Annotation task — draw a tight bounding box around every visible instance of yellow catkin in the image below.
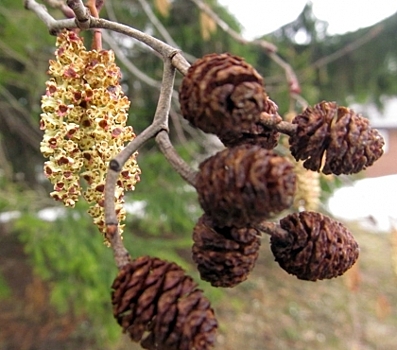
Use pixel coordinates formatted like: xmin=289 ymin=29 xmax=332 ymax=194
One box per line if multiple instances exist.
xmin=283 ymin=112 xmax=321 ymax=212
xmin=292 ymin=160 xmax=321 ymax=211
xmin=154 ymin=0 xmax=171 ymax=17
xmin=200 ymin=11 xmax=217 ymax=41
xmin=40 ymin=30 xmax=140 ymax=241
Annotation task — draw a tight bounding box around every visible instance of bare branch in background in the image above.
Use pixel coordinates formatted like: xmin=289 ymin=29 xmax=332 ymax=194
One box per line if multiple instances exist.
xmin=0 ymin=92 xmax=42 ymax=150
xmin=136 ymin=0 xmax=197 ymax=62
xmin=189 ymin=0 xmax=277 ymax=52
xmin=25 ymin=0 xmax=190 ymax=74
xmin=43 ymin=0 xmax=75 ymax=17
xmin=311 ymin=25 xmax=384 ymax=70
xmin=0 ymin=37 xmax=35 ymax=69
xmin=101 ymin=30 xmax=162 ymax=89
xmin=156 ymin=130 xmax=198 ymax=186
xmin=189 ymin=0 xmax=301 ymax=97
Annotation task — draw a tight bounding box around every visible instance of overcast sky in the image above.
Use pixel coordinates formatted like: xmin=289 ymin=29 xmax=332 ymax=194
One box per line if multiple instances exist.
xmin=219 ymin=0 xmax=397 ymax=39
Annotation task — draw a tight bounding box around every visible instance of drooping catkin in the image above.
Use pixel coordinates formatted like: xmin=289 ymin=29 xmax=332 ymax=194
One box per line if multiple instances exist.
xmin=284 ymin=112 xmax=321 ymax=212
xmin=40 ymin=30 xmax=140 ymax=241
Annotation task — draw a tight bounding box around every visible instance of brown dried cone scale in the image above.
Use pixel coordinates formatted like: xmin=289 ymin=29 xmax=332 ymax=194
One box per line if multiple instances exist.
xmin=196 ymin=144 xmax=296 ymax=228
xmin=270 ymin=211 xmax=359 ymax=281
xmin=192 ymin=214 xmax=261 ymax=288
xmin=289 ymin=101 xmax=384 ymax=175
xmin=179 ymin=53 xmax=279 ymax=149
xmin=111 ymin=256 xmax=217 ymax=350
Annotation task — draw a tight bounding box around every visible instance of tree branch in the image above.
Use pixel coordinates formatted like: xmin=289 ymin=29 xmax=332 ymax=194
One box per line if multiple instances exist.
xmin=311 ymin=25 xmax=384 ymax=70
xmin=189 ymin=0 xmax=301 ymax=95
xmin=136 ymin=0 xmax=196 ymax=62
xmin=189 ymin=0 xmax=277 ymax=52
xmin=254 ymin=220 xmax=288 ymax=239
xmin=156 ymin=130 xmax=197 ymax=187
xmin=66 ymin=0 xmax=90 ymax=29
xmin=25 ymin=0 xmax=300 ymax=269
xmin=25 ymin=0 xmax=191 ymax=74
xmin=104 ymin=59 xmax=177 ymax=262
xmin=101 ymin=31 xmax=162 ymax=89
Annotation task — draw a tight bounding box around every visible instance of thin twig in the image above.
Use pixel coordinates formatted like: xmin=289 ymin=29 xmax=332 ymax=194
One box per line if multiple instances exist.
xmin=136 ymin=0 xmax=196 ymax=62
xmin=169 ymin=108 xmax=188 ymax=144
xmin=101 ymin=31 xmax=162 ymax=89
xmin=106 ymin=224 xmax=131 ymax=269
xmin=189 ymin=0 xmax=301 ymax=95
xmin=273 ymin=120 xmax=298 ymax=136
xmin=257 ymin=112 xmax=297 ymax=136
xmin=189 ymin=0 xmax=276 ymax=52
xmin=66 ymin=0 xmax=90 ymax=29
xmin=104 ymin=60 xmax=176 ymax=248
xmin=311 ymin=25 xmax=384 ymax=70
xmin=254 ymin=220 xmax=288 ymax=238
xmin=156 ymin=130 xmax=198 ymax=186
xmin=86 ymin=0 xmax=102 ymax=50
xmin=25 ymin=0 xmax=191 ymax=74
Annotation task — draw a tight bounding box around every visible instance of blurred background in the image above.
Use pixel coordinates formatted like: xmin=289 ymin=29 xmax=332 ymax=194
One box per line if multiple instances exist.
xmin=0 ymin=0 xmax=396 ymax=349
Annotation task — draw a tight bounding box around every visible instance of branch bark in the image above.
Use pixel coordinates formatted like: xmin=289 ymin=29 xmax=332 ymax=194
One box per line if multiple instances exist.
xmin=189 ymin=0 xmax=301 ymax=95
xmin=25 ymin=0 xmax=300 ymax=267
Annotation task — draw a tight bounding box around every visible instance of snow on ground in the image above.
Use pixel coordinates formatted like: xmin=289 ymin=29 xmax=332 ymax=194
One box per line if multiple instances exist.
xmin=327 ymin=174 xmax=397 ymax=231
xmin=1 ymin=177 xmax=395 ymax=233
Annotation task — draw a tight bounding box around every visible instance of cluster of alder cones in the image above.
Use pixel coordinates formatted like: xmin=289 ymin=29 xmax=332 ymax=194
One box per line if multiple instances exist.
xmin=111 ymin=53 xmax=384 ymax=349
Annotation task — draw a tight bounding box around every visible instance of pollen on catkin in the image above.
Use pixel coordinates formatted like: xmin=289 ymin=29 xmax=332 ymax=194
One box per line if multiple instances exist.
xmin=40 ymin=30 xmax=140 ymax=240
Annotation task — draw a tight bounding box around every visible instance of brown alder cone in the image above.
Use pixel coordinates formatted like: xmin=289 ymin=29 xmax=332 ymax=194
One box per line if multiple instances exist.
xmin=195 ymin=144 xmax=296 ymax=228
xmin=111 ymin=256 xmax=217 ymax=350
xmin=270 ymin=211 xmax=359 ymax=281
xmin=192 ymin=214 xmax=261 ymax=288
xmin=179 ymin=53 xmax=279 ymax=149
xmin=289 ymin=101 xmax=385 ymax=175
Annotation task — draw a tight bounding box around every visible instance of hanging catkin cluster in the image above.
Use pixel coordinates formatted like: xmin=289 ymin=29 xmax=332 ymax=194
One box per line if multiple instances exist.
xmin=283 ymin=112 xmax=321 ymax=212
xmin=178 ymin=53 xmax=384 ymax=288
xmin=40 ymin=30 xmax=140 ymax=239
